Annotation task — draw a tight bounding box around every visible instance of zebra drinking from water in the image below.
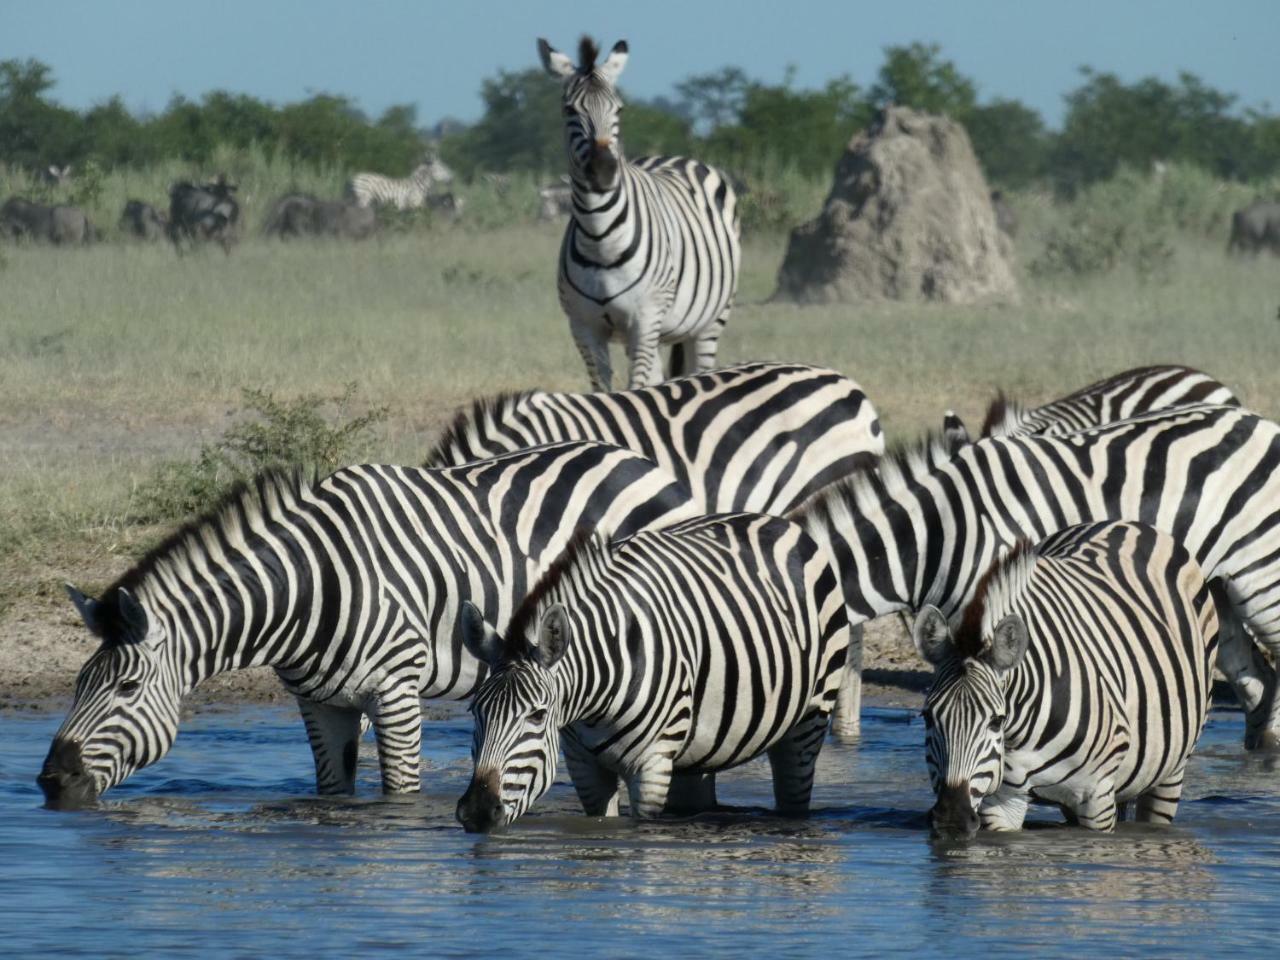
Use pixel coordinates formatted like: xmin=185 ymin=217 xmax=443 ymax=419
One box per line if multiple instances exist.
xmin=344 ymin=152 xmax=454 ymax=210
xmin=455 ymin=513 xmax=849 ymax=831
xmin=942 ymin=364 xmax=1239 ymax=449
xmin=794 ymin=404 xmax=1280 ymax=748
xmin=915 ymin=521 xmax=1219 ymax=838
xmin=37 ymin=443 xmax=698 ymax=808
xmin=539 ymin=36 xmax=741 ymax=390
xmin=428 ymin=362 xmax=884 ymax=514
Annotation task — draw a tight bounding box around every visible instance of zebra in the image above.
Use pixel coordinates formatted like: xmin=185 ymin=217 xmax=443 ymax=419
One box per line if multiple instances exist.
xmin=942 ymin=364 xmax=1239 ymax=449
xmin=793 ymin=404 xmax=1280 ymax=749
xmin=36 ymin=442 xmax=699 ymax=809
xmin=915 ymin=521 xmax=1219 ymax=839
xmin=454 ymin=513 xmax=850 ymax=832
xmin=344 ymin=152 xmax=454 ymax=210
xmin=427 ymin=361 xmax=884 ymax=514
xmin=539 ymin=36 xmax=741 ymax=390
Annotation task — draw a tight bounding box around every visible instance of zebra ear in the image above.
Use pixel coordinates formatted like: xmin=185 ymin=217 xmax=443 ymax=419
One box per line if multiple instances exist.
xmin=597 ymin=40 xmax=629 ymax=85
xmin=116 ymin=587 xmax=149 ymax=637
xmin=987 ymin=614 xmax=1030 ymax=672
xmin=460 ymin=601 xmax=506 ymax=668
xmin=912 ymin=605 xmax=953 ymax=666
xmin=66 ymin=584 xmax=105 ymax=637
xmin=532 ymin=603 xmax=570 ymax=668
xmin=537 ymin=38 xmax=575 ymax=79
xmin=942 ymin=410 xmax=970 ymax=453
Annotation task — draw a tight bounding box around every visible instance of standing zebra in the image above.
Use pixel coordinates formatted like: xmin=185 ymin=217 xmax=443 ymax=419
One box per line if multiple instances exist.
xmin=793 ymin=404 xmax=1280 ymax=749
xmin=942 ymin=364 xmax=1239 ymax=448
xmin=428 ymin=362 xmax=884 ymax=514
xmin=37 ymin=442 xmax=698 ymax=808
xmin=539 ymin=36 xmax=741 ymax=390
xmin=916 ymin=522 xmax=1219 ymax=838
xmin=344 ymin=152 xmax=454 ymax=210
xmin=455 ymin=514 xmax=849 ymax=831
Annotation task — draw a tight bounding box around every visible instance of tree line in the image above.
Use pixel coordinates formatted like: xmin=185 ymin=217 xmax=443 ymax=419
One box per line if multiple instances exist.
xmin=3 ymin=43 xmax=1278 ymax=193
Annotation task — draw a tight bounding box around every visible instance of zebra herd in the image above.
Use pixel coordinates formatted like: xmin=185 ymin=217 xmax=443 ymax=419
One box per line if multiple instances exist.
xmin=30 ymin=36 xmax=1280 ymax=844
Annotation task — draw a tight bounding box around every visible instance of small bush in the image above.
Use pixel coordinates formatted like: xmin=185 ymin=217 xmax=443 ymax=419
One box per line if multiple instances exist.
xmin=131 ymin=383 xmax=388 ymax=523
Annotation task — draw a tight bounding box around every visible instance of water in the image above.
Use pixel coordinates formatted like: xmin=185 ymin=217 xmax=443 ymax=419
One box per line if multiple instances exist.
xmin=2 ymin=704 xmax=1277 ymax=958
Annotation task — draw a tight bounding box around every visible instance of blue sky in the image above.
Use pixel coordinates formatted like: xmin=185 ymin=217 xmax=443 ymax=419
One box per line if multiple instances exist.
xmin=3 ymin=0 xmax=1276 ymax=128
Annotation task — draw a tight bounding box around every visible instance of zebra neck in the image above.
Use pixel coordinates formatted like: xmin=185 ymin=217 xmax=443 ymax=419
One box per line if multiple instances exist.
xmin=567 ymin=167 xmax=638 ymax=264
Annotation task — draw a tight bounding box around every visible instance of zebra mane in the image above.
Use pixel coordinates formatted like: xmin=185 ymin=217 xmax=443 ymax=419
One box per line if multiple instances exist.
xmin=798 ymin=429 xmax=953 ymax=520
xmin=502 ymin=527 xmax=604 ymax=660
xmin=578 ymin=36 xmax=599 ymax=72
xmin=954 ymin=541 xmax=1038 ymax=659
xmin=424 ymin=390 xmax=538 ymax=466
xmin=96 ymin=468 xmax=311 ymax=643
xmin=978 ymin=391 xmax=1028 ymax=438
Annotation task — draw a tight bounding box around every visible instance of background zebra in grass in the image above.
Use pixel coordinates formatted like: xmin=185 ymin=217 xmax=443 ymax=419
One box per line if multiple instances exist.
xmin=428 ymin=361 xmax=884 ymax=514
xmin=455 ymin=513 xmax=849 ymax=832
xmin=794 ymin=404 xmax=1280 ymax=748
xmin=344 ymin=152 xmax=454 ymax=210
xmin=37 ymin=442 xmax=698 ymax=809
xmin=539 ymin=36 xmax=741 ymax=390
xmin=915 ymin=521 xmax=1219 ymax=838
xmin=942 ymin=364 xmax=1239 ymax=448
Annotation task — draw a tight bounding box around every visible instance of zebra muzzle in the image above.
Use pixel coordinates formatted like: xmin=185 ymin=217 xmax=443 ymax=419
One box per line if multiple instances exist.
xmin=930 ymin=782 xmax=980 ymax=840
xmin=37 ymin=737 xmax=99 ymax=810
xmin=456 ymin=774 xmax=506 ymax=833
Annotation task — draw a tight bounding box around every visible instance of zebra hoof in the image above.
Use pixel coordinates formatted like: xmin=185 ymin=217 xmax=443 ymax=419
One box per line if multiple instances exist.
xmin=829 ymin=721 xmax=861 ymax=743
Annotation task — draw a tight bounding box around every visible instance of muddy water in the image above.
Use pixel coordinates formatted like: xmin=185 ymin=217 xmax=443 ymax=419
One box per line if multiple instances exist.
xmin=1 ymin=705 xmax=1276 ymax=957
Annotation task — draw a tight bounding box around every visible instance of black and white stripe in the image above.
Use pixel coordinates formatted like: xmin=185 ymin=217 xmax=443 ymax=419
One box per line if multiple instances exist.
xmin=914 ymin=522 xmax=1218 ymax=838
xmin=539 ymin=37 xmax=740 ymax=390
xmin=455 ymin=513 xmax=849 ymax=831
xmin=344 ymin=153 xmax=453 ymax=210
xmin=796 ymin=404 xmax=1280 ymax=748
xmin=428 ymin=362 xmax=883 ymax=514
xmin=38 ymin=442 xmax=698 ymax=807
xmin=943 ymin=365 xmax=1239 ymax=448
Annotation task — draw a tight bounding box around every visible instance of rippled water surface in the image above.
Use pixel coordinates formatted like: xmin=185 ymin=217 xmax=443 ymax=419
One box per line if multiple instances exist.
xmin=2 ymin=704 xmax=1277 ymax=957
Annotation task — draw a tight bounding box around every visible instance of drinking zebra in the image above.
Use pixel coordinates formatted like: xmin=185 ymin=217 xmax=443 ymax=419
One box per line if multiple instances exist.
xmin=942 ymin=364 xmax=1239 ymax=448
xmin=427 ymin=361 xmax=884 ymax=514
xmin=344 ymin=152 xmax=454 ymax=210
xmin=539 ymin=36 xmax=741 ymax=390
xmin=794 ymin=404 xmax=1280 ymax=748
xmin=37 ymin=443 xmax=699 ymax=808
xmin=915 ymin=521 xmax=1219 ymax=838
xmin=455 ymin=513 xmax=849 ymax=831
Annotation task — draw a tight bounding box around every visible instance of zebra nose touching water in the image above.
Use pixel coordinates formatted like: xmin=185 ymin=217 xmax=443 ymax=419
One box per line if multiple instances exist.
xmin=914 ymin=522 xmax=1220 ymax=839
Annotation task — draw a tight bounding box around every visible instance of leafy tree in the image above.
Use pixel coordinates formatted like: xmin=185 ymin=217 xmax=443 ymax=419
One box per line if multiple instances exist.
xmin=870 ymin=42 xmax=976 ymax=118
xmin=674 ymin=67 xmax=749 ymax=134
xmin=0 ymin=58 xmax=82 ymax=168
xmin=965 ymin=98 xmax=1049 ymax=188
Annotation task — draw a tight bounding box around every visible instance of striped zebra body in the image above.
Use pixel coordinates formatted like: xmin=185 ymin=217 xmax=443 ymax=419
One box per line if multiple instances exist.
xmin=455 ymin=513 xmax=849 ymax=831
xmin=796 ymin=404 xmax=1280 ymax=748
xmin=38 ymin=442 xmax=698 ymax=808
xmin=428 ymin=362 xmax=884 ymax=513
xmin=344 ymin=154 xmax=452 ymax=210
xmin=944 ymin=365 xmax=1239 ymax=447
xmin=915 ymin=521 xmax=1218 ymax=838
xmin=540 ymin=37 xmax=741 ymax=390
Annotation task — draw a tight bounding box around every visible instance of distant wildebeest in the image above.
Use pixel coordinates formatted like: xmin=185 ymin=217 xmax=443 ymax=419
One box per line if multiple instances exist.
xmin=536 ymin=177 xmax=572 ymax=221
xmin=345 ymin=152 xmax=454 ymax=210
xmin=1228 ymin=200 xmax=1280 ymax=256
xmin=39 ymin=164 xmax=73 ymax=188
xmin=262 ymin=193 xmax=377 ymax=240
xmin=168 ymin=175 xmax=240 ymax=254
xmin=991 ymin=190 xmax=1017 ymax=238
xmin=0 ymin=197 xmax=93 ymax=244
xmin=119 ymin=199 xmax=167 ymax=241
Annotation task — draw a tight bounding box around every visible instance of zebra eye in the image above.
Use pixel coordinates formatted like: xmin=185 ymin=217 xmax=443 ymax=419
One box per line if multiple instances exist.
xmin=118 ymin=679 xmax=141 ymax=696
xmin=527 ymin=708 xmax=548 ymax=726
xmin=989 ymin=715 xmax=1005 ymax=734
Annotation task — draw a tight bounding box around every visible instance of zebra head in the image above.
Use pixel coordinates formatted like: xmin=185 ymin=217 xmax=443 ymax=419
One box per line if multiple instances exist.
xmin=538 ymin=36 xmax=629 ymax=192
xmin=38 ymin=585 xmax=182 ymax=809
xmin=456 ymin=600 xmax=568 ymax=832
xmin=413 ymin=151 xmax=454 ymax=187
xmin=912 ymin=604 xmax=1030 ymax=840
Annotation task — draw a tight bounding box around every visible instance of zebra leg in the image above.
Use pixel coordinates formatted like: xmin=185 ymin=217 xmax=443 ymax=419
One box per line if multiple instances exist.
xmin=689 ymin=311 xmax=729 ymax=374
xmin=366 ymin=686 xmax=423 ymax=795
xmin=1069 ymin=781 xmax=1119 ymax=832
xmin=767 ymin=710 xmax=830 ymax=816
xmin=625 ymin=322 xmax=665 ymax=388
xmin=624 ymin=753 xmax=674 ymax=819
xmin=1216 ymin=606 xmax=1277 ymax=749
xmin=665 ymin=772 xmax=718 ymax=814
xmin=1134 ymin=765 xmax=1186 ymax=825
xmin=562 ymin=732 xmax=620 ymax=816
xmin=831 ymin=623 xmax=864 ymax=740
xmin=296 ymin=697 xmax=364 ymax=795
xmin=980 ymin=787 xmax=1029 ymax=831
xmin=570 ymin=317 xmax=612 ymax=391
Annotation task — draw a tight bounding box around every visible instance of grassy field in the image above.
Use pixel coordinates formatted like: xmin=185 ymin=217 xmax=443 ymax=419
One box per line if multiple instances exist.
xmin=1 ymin=186 xmax=1278 ymax=628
